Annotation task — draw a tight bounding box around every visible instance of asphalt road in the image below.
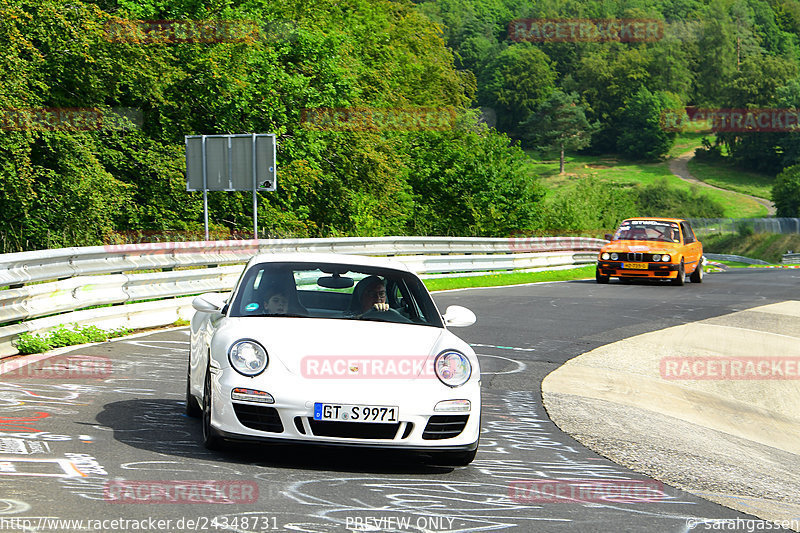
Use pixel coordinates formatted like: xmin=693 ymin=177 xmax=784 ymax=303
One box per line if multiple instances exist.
xmin=0 ymin=267 xmax=797 ymax=533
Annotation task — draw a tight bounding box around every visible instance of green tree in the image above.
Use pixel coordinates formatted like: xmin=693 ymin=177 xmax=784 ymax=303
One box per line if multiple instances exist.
xmin=522 ymin=90 xmax=597 ymax=174
xmin=407 ymin=119 xmax=545 ymax=236
xmin=477 ymin=43 xmax=556 ymax=138
xmin=773 ymin=165 xmax=800 ymax=216
xmin=617 ymin=87 xmax=681 ymax=160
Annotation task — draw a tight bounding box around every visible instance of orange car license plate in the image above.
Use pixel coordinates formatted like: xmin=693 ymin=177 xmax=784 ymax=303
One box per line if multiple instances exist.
xmin=622 ymin=262 xmax=648 ymax=270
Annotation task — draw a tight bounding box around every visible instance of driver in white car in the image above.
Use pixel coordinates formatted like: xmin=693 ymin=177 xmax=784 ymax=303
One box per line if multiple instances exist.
xmin=353 ymin=276 xmax=412 ymax=323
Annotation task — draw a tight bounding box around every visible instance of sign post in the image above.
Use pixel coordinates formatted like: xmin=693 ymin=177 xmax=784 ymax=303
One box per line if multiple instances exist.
xmin=185 ymin=133 xmax=276 ymax=240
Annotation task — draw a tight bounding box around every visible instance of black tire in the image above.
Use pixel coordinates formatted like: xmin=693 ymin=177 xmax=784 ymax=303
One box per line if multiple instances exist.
xmin=595 ymin=268 xmax=610 ymax=284
xmin=671 ymin=261 xmax=685 ymax=286
xmin=431 ymin=448 xmax=477 ymax=466
xmin=690 ymin=263 xmax=703 ymax=283
xmin=185 ymin=363 xmax=202 ymax=418
xmin=202 ymin=369 xmax=223 ymax=450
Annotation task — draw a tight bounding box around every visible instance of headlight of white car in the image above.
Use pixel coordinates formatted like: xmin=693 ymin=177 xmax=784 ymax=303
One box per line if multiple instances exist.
xmin=434 ymin=350 xmax=471 ymax=387
xmin=228 ymin=340 xmax=268 ymax=377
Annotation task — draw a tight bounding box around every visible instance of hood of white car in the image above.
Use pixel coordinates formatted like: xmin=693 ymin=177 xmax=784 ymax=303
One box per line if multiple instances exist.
xmin=217 ymin=317 xmax=454 ymax=377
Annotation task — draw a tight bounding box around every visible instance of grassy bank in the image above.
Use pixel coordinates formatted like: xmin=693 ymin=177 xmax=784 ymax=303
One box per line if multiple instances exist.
xmin=526 ymin=134 xmax=768 ymax=218
xmin=424 ymin=265 xmax=595 ymax=291
xmin=687 ymin=158 xmax=775 ymax=200
xmin=703 ymin=233 xmax=800 ymax=263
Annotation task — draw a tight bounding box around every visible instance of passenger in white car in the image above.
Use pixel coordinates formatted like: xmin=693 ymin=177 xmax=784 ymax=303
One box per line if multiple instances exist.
xmin=264 ymin=288 xmax=289 ymax=315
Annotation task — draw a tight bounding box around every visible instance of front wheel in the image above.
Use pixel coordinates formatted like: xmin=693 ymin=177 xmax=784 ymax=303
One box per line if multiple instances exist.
xmin=202 ymin=369 xmax=223 ymax=450
xmin=671 ymin=261 xmax=685 ymax=286
xmin=690 ymin=263 xmax=703 ymax=283
xmin=595 ymin=268 xmax=609 ymax=284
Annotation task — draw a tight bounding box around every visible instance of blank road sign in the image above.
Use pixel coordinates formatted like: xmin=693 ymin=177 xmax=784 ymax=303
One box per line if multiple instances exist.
xmin=186 ymin=134 xmax=276 ymax=192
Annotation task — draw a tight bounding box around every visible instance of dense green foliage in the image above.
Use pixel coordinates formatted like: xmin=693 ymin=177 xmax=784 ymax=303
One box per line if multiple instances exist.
xmin=537 ymin=177 xmax=724 ymax=232
xmin=2 ymin=0 xmax=796 ymax=252
xmin=773 ymin=164 xmax=800 ymax=216
xmin=0 ymin=0 xmax=542 ymax=250
xmin=422 ymin=0 xmax=800 ymax=169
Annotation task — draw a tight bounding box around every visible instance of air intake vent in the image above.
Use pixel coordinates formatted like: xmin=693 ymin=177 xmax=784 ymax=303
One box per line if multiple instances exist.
xmin=232 ymin=403 xmax=284 ymax=433
xmin=422 ymin=415 xmax=469 ymax=440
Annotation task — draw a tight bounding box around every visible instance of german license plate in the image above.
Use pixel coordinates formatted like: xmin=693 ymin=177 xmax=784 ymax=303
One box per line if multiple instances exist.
xmin=622 ymin=262 xmax=648 ymax=269
xmin=313 ymin=403 xmax=399 ymax=423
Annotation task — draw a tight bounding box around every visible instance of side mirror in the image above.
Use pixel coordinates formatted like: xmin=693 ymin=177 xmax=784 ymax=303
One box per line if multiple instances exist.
xmin=604 ymin=233 xmax=613 ymax=241
xmin=192 ymin=293 xmax=227 ymax=314
xmin=442 ymin=305 xmax=476 ymax=327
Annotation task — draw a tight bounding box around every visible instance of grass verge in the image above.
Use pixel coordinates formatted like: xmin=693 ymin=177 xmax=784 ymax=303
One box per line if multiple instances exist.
xmin=703 ymin=233 xmax=800 ymax=263
xmin=424 ymin=265 xmax=595 ymax=291
xmin=526 ymin=152 xmax=767 ymax=218
xmin=687 ymin=158 xmax=774 ymax=200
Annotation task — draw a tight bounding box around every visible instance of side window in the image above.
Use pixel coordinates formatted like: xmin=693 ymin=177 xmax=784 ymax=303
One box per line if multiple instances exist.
xmin=681 ymin=222 xmax=695 ymax=243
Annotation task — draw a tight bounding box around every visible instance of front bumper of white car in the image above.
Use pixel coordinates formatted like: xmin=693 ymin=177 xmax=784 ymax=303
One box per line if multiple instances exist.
xmin=208 ymin=368 xmax=481 ymax=451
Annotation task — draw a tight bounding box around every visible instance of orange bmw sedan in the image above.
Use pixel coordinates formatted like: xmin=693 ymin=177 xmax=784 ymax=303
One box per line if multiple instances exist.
xmin=596 ymin=218 xmax=704 ymax=285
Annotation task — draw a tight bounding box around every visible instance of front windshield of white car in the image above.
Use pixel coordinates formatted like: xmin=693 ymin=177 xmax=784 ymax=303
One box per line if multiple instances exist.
xmin=228 ymin=262 xmax=443 ymax=327
xmin=613 ymin=220 xmax=681 ymax=243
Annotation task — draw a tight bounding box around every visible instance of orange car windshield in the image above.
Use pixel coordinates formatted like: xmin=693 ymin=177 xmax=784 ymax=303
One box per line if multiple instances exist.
xmin=613 ymin=221 xmax=680 ymax=243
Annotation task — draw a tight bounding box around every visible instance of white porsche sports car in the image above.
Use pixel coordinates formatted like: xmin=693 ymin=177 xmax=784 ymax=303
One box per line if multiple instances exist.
xmin=187 ymin=253 xmax=481 ymax=465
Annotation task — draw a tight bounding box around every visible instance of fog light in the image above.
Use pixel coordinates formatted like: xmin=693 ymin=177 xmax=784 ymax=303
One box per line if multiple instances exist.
xmin=434 ymin=399 xmax=471 ymax=412
xmin=231 ymin=388 xmax=274 ymax=404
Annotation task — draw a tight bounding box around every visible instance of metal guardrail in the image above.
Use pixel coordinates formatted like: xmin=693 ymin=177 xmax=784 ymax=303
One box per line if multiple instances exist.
xmin=689 ymin=217 xmax=800 ymax=235
xmin=703 ymin=253 xmax=771 ymax=265
xmin=782 ymin=253 xmax=800 ymax=264
xmin=0 ymin=237 xmax=605 ymax=355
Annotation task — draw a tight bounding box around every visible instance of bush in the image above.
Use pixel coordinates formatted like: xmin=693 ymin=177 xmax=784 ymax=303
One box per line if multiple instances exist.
xmin=48 ymin=325 xmax=88 ymax=348
xmin=636 ymin=179 xmax=725 ymax=218
xmin=79 ymin=325 xmax=109 ymax=343
xmin=773 ymin=165 xmax=800 ymax=217
xmin=12 ymin=323 xmax=129 ymax=355
xmin=737 ymin=221 xmax=755 ymax=237
xmin=14 ymin=332 xmax=52 ymax=355
xmin=694 ymin=137 xmax=724 ymax=161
